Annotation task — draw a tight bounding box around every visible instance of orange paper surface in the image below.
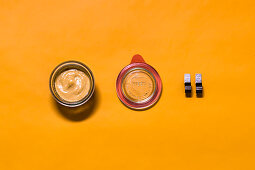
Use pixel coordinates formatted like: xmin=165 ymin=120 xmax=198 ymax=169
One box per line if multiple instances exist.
xmin=0 ymin=0 xmax=255 ymax=169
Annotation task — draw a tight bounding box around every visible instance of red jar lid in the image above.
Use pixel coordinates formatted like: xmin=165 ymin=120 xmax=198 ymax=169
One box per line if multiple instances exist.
xmin=116 ymin=54 xmax=162 ymax=110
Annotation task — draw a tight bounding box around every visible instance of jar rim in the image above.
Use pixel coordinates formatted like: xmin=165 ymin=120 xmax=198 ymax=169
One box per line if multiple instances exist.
xmin=116 ymin=62 xmax=162 ymax=110
xmin=49 ymin=61 xmax=95 ymax=107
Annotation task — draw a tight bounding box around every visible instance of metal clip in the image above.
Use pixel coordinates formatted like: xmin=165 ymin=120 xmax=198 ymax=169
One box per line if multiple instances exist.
xmin=195 ymin=74 xmax=203 ymax=97
xmin=184 ymin=74 xmax=191 ymax=97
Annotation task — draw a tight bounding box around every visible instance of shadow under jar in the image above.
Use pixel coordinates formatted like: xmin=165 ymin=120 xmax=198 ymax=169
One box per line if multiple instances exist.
xmin=50 ymin=61 xmax=95 ymax=107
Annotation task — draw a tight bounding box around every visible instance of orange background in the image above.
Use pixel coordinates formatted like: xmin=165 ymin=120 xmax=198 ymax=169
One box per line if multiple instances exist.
xmin=1 ymin=0 xmax=255 ymax=169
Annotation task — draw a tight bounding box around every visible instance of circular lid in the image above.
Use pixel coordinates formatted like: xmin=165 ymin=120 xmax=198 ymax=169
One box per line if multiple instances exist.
xmin=116 ymin=54 xmax=162 ymax=110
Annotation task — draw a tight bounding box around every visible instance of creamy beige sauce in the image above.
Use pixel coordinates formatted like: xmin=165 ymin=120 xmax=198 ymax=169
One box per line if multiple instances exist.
xmin=55 ymin=69 xmax=91 ymax=102
xmin=122 ymin=69 xmax=155 ymax=103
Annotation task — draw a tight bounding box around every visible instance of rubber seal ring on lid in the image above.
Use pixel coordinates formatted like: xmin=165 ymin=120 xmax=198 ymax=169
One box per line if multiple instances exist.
xmin=116 ymin=54 xmax=162 ymax=110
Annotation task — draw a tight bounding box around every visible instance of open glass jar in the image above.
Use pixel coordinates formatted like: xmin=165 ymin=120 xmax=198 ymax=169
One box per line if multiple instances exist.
xmin=116 ymin=55 xmax=162 ymax=110
xmin=49 ymin=61 xmax=95 ymax=107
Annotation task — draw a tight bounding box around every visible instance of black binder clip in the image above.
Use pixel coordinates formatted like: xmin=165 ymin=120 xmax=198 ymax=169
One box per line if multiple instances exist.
xmin=184 ymin=74 xmax=192 ymax=97
xmin=195 ymin=74 xmax=203 ymax=97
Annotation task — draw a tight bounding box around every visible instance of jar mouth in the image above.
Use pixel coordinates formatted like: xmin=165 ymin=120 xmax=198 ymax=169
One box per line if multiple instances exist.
xmin=49 ymin=61 xmax=95 ymax=107
xmin=121 ymin=67 xmax=157 ymax=104
xmin=116 ymin=63 xmax=162 ymax=110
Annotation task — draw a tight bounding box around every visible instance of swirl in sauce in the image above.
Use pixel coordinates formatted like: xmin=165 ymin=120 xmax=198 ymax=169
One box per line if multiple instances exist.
xmin=55 ymin=69 xmax=91 ymax=102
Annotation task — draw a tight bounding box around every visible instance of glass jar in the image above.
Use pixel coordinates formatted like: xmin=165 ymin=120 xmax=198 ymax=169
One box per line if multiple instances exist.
xmin=49 ymin=61 xmax=95 ymax=107
xmin=116 ymin=55 xmax=162 ymax=110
